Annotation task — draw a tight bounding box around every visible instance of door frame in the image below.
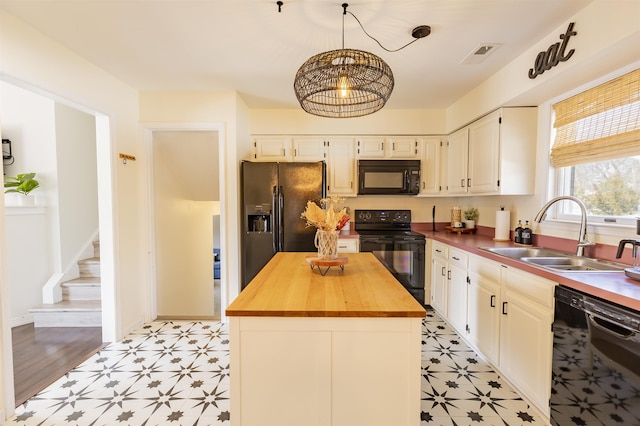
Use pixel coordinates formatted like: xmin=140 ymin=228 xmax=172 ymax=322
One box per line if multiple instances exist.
xmin=141 ymin=123 xmax=227 ymax=321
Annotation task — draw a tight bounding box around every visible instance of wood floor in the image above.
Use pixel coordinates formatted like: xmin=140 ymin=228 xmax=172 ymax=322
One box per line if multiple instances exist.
xmin=12 ymin=323 xmax=105 ymax=407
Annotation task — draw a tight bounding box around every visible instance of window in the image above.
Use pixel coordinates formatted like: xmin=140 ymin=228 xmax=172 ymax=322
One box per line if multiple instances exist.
xmin=552 ymin=68 xmax=640 ymax=225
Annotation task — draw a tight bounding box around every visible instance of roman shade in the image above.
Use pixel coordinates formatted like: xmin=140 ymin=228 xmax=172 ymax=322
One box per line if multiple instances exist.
xmin=550 ymin=68 xmax=640 ymax=168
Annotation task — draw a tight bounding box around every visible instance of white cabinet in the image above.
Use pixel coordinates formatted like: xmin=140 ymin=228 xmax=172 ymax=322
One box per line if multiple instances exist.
xmin=419 ymin=137 xmax=443 ymax=195
xmin=356 ymin=136 xmax=386 ymax=158
xmin=326 ymin=137 xmax=357 ymax=196
xmin=337 ymin=237 xmax=358 ymax=253
xmin=445 ymin=128 xmax=469 ymax=194
xmin=430 ymin=241 xmax=449 ymax=315
xmin=252 ymin=136 xmax=292 ymax=161
xmin=356 ymin=136 xmax=421 ymax=159
xmin=428 ymin=241 xmax=554 ymax=417
xmin=252 ymin=136 xmax=325 ymax=162
xmin=499 ymin=266 xmax=554 ymax=416
xmin=445 ymin=107 xmax=537 ymax=196
xmin=467 ymin=255 xmax=502 ymax=365
xmin=388 ymin=137 xmax=421 ymax=158
xmin=446 ymin=248 xmax=468 ymax=335
xmin=292 ymin=136 xmax=326 ymax=161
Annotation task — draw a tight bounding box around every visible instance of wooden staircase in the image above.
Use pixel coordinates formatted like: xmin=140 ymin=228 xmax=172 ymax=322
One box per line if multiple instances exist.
xmin=30 ymin=241 xmax=102 ymax=327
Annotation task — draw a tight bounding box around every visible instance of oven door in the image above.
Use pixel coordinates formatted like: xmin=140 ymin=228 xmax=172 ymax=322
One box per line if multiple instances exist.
xmin=359 ymin=236 xmax=425 ymax=305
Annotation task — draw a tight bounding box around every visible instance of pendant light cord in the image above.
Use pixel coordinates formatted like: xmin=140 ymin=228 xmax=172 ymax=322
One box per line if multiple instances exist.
xmin=345 ymin=10 xmax=419 ymax=52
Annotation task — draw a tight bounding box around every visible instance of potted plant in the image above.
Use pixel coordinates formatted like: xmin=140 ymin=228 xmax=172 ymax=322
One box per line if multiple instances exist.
xmin=4 ymin=172 xmax=40 ymax=206
xmin=463 ymin=207 xmax=479 ymax=229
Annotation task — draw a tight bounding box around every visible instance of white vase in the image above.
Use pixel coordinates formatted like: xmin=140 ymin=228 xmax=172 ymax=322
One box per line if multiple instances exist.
xmin=314 ymin=229 xmax=339 ymax=259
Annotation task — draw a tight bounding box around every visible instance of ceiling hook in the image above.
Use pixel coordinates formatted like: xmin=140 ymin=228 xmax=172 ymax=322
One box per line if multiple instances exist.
xmin=342 ymin=3 xmax=348 ymax=15
xmin=277 ymin=1 xmax=283 ymax=13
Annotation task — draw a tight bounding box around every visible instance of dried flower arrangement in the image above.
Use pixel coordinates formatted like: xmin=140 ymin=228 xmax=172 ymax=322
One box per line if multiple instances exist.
xmin=301 ymin=196 xmax=350 ymax=231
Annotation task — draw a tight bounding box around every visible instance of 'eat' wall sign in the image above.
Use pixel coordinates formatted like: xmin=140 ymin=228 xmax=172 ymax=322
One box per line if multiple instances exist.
xmin=528 ymin=22 xmax=577 ymax=79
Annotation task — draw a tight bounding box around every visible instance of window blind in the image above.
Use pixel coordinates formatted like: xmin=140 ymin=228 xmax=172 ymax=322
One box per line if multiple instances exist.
xmin=550 ymin=68 xmax=640 ymax=168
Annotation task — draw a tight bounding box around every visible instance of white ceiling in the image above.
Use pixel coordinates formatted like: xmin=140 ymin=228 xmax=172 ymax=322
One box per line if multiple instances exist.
xmin=0 ymin=0 xmax=593 ymax=110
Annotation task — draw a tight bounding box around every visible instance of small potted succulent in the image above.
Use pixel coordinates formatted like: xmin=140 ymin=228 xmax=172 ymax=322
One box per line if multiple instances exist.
xmin=4 ymin=172 xmax=40 ymax=206
xmin=463 ymin=207 xmax=479 ymax=229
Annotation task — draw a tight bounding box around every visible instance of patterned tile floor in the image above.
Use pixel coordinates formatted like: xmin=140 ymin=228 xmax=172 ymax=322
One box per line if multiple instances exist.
xmin=6 ymin=309 xmax=544 ymax=425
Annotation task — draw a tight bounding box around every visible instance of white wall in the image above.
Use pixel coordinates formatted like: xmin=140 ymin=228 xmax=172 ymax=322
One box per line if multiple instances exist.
xmin=1 ymin=82 xmax=57 ymax=325
xmin=139 ymin=91 xmax=253 ymax=320
xmin=1 ymin=8 xmax=144 ymax=419
xmin=54 ymin=103 xmax=99 ymax=270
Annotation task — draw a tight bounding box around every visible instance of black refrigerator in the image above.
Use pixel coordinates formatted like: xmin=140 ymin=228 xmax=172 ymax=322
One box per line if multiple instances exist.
xmin=241 ymin=161 xmax=326 ymax=288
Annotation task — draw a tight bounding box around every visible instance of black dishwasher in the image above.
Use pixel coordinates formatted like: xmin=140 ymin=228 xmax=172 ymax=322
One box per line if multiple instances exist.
xmin=551 ymin=285 xmax=640 ymax=425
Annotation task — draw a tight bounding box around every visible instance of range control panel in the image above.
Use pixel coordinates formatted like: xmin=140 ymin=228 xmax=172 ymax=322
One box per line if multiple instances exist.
xmin=355 ymin=209 xmax=411 ymax=225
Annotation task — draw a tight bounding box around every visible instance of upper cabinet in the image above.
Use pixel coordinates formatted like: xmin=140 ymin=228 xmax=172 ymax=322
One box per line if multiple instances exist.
xmin=445 ymin=107 xmax=537 ymax=196
xmin=252 ymin=136 xmax=325 ymax=162
xmin=357 ymin=136 xmax=421 ymax=159
xmin=326 ymin=137 xmax=357 ymax=196
xmin=445 ymin=127 xmax=469 ymax=195
xmin=419 ymin=137 xmax=444 ymax=196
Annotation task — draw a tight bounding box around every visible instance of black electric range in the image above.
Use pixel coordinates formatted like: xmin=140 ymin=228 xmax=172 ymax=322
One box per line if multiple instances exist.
xmin=354 ymin=210 xmax=425 ymax=305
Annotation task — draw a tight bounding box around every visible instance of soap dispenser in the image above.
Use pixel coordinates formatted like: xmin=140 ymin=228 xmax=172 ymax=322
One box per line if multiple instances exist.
xmin=514 ymin=220 xmax=523 ymax=244
xmin=521 ymin=220 xmax=533 ymax=246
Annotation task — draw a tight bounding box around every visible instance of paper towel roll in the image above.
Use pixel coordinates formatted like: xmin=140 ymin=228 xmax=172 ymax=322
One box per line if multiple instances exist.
xmin=494 ymin=210 xmax=511 ymax=241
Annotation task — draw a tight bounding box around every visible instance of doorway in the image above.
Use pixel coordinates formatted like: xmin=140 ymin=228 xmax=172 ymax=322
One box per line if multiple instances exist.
xmin=1 ymin=80 xmax=114 ymax=409
xmin=147 ymin=128 xmax=223 ymax=320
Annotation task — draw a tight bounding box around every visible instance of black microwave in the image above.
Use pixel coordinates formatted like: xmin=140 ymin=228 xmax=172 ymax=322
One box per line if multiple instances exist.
xmin=358 ymin=160 xmax=421 ymax=195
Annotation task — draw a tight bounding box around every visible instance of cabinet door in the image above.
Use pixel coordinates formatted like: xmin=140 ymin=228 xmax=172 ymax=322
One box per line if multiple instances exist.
xmin=467 ymin=272 xmax=501 ymax=365
xmin=292 ymin=137 xmax=326 ymax=162
xmin=326 ymin=138 xmax=356 ymax=196
xmin=419 ymin=137 xmax=442 ymax=195
xmin=431 ymin=255 xmax=448 ymax=316
xmin=499 ymin=289 xmax=553 ymax=414
xmin=356 ymin=136 xmax=386 ymax=158
xmin=253 ymin=136 xmax=291 ymax=161
xmin=446 ymin=249 xmax=468 ymax=335
xmin=468 ymin=111 xmax=500 ymax=194
xmin=389 ymin=137 xmax=420 ymax=158
xmin=446 ymin=128 xmax=468 ymax=194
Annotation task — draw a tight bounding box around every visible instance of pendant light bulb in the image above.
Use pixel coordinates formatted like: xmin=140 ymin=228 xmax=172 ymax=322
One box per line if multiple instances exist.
xmin=338 ymin=75 xmax=350 ymax=98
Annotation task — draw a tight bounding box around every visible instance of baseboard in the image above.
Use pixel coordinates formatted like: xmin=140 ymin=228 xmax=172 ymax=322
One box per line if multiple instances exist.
xmin=11 ymin=314 xmax=33 ymax=328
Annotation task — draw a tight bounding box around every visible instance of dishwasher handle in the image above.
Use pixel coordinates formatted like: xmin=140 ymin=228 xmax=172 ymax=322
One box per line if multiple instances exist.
xmin=583 ymin=299 xmax=640 ymax=334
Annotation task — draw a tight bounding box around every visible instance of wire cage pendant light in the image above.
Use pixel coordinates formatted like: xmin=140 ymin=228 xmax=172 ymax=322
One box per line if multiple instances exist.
xmin=294 ymin=4 xmax=394 ymax=118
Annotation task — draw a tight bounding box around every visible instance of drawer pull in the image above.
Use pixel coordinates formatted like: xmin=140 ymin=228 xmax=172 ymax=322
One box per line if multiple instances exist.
xmin=452 ymin=256 xmax=460 ymax=261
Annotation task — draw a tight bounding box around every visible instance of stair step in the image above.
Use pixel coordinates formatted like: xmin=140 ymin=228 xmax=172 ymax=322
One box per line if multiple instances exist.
xmin=62 ymin=277 xmax=101 ymax=300
xmin=30 ymin=300 xmax=102 ymax=327
xmin=78 ymin=257 xmax=101 ymax=277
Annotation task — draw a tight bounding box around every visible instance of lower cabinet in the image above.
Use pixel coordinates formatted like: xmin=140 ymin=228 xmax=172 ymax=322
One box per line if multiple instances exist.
xmin=499 ymin=267 xmax=554 ymax=417
xmin=231 ymin=316 xmax=422 ymax=426
xmin=430 ymin=242 xmax=554 ymax=418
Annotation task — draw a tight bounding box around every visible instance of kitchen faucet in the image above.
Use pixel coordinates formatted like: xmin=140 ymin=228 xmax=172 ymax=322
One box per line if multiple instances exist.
xmin=533 ymin=196 xmax=594 ymax=256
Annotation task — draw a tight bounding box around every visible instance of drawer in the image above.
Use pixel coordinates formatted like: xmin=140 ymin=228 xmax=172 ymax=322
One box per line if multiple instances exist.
xmin=338 ymin=238 xmax=359 ymax=253
xmin=449 ymin=248 xmax=468 ymax=269
xmin=504 ymin=267 xmax=555 ymax=309
xmin=468 ymin=254 xmax=501 ymax=282
xmin=432 ymin=241 xmax=449 ymax=260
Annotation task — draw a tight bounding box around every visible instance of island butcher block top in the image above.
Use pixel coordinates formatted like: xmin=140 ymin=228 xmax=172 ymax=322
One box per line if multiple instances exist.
xmin=226 ymin=252 xmax=426 ymax=318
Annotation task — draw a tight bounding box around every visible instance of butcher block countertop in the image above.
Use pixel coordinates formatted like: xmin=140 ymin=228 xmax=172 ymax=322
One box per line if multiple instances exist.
xmin=226 ymin=252 xmax=426 ymax=318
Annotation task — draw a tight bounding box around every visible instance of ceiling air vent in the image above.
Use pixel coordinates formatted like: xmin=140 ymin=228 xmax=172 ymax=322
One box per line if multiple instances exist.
xmin=460 ymin=43 xmax=501 ymax=64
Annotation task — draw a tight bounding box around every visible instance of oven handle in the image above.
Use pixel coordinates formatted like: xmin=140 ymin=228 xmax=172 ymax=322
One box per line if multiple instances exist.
xmin=360 ymin=238 xmax=393 ymax=244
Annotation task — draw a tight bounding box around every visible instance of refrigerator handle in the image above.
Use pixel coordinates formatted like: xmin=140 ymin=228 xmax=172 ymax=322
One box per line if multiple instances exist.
xmin=278 ymin=185 xmax=284 ymax=251
xmin=272 ymin=185 xmax=277 ymax=253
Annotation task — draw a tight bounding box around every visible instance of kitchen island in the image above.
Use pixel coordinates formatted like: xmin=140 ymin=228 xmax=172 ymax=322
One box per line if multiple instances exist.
xmin=226 ymin=252 xmax=426 ymax=426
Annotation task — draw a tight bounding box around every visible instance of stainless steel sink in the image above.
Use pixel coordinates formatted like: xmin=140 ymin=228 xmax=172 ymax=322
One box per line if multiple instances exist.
xmin=480 ymin=246 xmax=570 ymax=259
xmin=479 ymin=246 xmax=626 ymax=272
xmin=520 ymin=256 xmax=626 ymax=272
